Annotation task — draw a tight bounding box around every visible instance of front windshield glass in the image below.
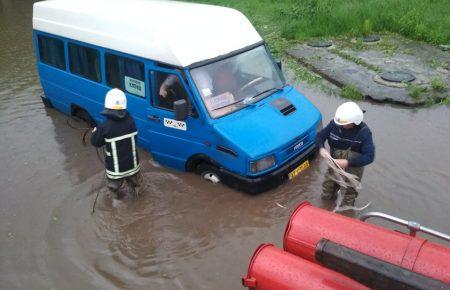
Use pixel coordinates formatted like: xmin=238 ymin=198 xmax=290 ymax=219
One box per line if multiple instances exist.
xmin=190 ymin=45 xmax=284 ymax=119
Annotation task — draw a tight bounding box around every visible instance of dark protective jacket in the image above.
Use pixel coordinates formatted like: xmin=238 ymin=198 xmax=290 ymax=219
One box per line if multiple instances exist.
xmin=316 ymin=121 xmax=375 ymax=167
xmin=91 ymin=110 xmax=140 ymax=179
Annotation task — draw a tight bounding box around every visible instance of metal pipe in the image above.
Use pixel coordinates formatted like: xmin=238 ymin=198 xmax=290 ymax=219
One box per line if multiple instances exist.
xmin=360 ymin=212 xmax=450 ymax=242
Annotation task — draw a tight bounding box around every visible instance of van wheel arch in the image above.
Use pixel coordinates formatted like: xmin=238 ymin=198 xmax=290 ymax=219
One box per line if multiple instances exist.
xmin=70 ymin=104 xmax=96 ymax=127
xmin=185 ymin=154 xmax=220 ymax=172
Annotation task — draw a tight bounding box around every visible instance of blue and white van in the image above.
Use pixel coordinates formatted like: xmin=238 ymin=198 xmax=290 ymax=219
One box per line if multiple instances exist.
xmin=33 ymin=0 xmax=322 ymax=193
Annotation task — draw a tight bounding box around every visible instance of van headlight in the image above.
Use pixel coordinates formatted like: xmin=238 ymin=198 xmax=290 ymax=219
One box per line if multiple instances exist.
xmin=250 ymin=155 xmax=276 ymax=173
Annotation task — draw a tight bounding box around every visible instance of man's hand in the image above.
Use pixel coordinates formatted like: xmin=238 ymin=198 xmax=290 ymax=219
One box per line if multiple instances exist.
xmin=319 ymin=148 xmax=330 ymax=158
xmin=92 ymin=127 xmax=97 ymax=133
xmin=334 ymin=159 xmax=349 ymax=169
xmin=159 ymin=85 xmax=168 ymax=98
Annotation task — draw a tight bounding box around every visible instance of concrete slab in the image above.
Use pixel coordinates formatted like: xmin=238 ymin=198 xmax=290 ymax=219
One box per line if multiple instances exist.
xmin=287 ymin=45 xmax=423 ymax=105
xmin=287 ymin=35 xmax=449 ymax=106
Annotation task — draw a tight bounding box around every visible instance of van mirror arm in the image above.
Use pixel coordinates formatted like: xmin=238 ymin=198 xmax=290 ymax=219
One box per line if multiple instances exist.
xmin=190 ymin=106 xmax=199 ymax=118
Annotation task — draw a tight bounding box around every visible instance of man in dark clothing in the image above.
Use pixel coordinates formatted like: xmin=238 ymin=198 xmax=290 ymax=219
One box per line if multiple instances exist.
xmin=91 ymin=88 xmax=141 ymax=199
xmin=316 ymin=102 xmax=375 ymax=206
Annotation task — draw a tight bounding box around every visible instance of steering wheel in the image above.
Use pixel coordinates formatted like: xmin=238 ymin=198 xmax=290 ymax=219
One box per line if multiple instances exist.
xmin=238 ymin=76 xmax=264 ymax=93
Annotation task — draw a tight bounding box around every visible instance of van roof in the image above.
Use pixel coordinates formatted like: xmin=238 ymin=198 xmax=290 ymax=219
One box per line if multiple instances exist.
xmin=33 ymin=0 xmax=263 ymax=68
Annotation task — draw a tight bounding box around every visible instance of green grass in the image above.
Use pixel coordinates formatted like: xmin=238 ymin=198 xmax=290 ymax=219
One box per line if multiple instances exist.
xmin=431 ymin=77 xmax=448 ymax=92
xmin=439 ymin=96 xmax=450 ymax=106
xmin=340 ymin=85 xmax=364 ymax=100
xmin=329 ymin=48 xmax=382 ymax=73
xmin=407 ymin=84 xmax=427 ymax=99
xmin=187 ymin=0 xmax=450 ymax=46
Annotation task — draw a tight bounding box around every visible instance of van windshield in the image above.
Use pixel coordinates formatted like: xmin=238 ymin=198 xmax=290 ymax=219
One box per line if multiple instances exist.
xmin=190 ymin=45 xmax=284 ymax=119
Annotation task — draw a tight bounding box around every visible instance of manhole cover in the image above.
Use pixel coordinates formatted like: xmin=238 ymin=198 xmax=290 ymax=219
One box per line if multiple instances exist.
xmin=363 ymin=35 xmax=381 ymax=43
xmin=439 ymin=45 xmax=450 ymax=51
xmin=307 ymin=40 xmax=332 ymax=48
xmin=380 ymin=71 xmax=415 ymax=83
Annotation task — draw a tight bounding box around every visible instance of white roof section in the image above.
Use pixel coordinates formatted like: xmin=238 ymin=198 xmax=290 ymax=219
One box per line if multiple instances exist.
xmin=33 ymin=0 xmax=263 ymax=67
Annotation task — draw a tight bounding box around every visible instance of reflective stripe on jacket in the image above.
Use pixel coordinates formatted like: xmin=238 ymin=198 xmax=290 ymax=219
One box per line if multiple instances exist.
xmin=91 ymin=111 xmax=140 ymax=179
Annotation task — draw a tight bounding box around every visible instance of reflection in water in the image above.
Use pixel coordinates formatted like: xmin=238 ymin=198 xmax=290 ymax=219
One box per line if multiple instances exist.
xmin=0 ymin=1 xmax=449 ymax=290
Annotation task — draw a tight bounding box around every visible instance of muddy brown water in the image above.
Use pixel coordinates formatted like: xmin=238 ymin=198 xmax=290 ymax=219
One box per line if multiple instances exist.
xmin=1 ymin=1 xmax=449 ymax=289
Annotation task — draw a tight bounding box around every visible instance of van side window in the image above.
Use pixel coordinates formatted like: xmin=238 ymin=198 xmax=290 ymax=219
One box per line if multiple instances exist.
xmin=105 ymin=53 xmax=145 ymax=98
xmin=153 ymin=71 xmax=188 ymax=111
xmin=37 ymin=35 xmax=66 ymax=70
xmin=68 ymin=43 xmax=101 ymax=82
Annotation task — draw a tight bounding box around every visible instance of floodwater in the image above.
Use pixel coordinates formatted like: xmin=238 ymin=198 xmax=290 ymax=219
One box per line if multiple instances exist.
xmin=1 ymin=1 xmax=449 ymax=289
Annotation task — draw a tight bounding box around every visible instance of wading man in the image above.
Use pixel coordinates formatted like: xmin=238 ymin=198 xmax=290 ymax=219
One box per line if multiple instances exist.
xmin=316 ymin=102 xmax=375 ymax=207
xmin=91 ymin=88 xmax=141 ymax=200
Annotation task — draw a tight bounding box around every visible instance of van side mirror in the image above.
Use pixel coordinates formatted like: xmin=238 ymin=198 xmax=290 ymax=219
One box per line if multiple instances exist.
xmin=275 ymin=59 xmax=282 ymax=70
xmin=174 ymin=99 xmax=188 ymax=121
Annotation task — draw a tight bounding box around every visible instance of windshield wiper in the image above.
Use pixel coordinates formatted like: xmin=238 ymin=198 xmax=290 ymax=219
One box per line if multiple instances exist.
xmin=244 ymin=87 xmax=283 ymax=105
xmin=210 ymin=98 xmax=245 ymax=111
xmin=211 ymin=86 xmax=284 ymax=111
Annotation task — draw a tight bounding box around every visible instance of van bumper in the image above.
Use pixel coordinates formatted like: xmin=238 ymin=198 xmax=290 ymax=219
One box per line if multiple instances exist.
xmin=219 ymin=144 xmax=317 ymax=194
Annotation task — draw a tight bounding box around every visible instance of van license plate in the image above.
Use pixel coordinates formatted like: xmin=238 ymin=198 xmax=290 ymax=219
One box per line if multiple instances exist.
xmin=288 ymin=160 xmax=310 ymax=180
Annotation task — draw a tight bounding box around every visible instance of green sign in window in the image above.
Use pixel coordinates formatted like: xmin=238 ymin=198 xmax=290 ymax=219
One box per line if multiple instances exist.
xmin=125 ymin=76 xmax=145 ymax=97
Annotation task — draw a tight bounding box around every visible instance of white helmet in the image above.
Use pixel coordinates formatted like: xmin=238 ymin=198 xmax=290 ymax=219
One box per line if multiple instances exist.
xmin=104 ymin=88 xmax=127 ymax=110
xmin=334 ymin=102 xmax=363 ymax=125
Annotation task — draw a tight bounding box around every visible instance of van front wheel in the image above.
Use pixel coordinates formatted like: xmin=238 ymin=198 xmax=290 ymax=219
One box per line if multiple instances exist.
xmin=196 ymin=164 xmax=221 ymax=184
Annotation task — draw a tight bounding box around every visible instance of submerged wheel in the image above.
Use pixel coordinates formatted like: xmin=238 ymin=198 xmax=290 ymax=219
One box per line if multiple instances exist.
xmin=74 ymin=108 xmax=96 ymax=127
xmin=196 ymin=163 xmax=221 ymax=184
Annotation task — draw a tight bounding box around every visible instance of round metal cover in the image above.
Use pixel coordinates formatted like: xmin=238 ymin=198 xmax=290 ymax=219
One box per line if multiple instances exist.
xmin=439 ymin=45 xmax=450 ymax=51
xmin=307 ymin=40 xmax=332 ymax=48
xmin=380 ymin=71 xmax=415 ymax=83
xmin=363 ymin=35 xmax=380 ymax=43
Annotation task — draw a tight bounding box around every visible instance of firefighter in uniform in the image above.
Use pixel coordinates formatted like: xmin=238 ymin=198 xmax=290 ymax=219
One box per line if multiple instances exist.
xmin=316 ymin=102 xmax=375 ymax=206
xmin=91 ymin=88 xmax=141 ymax=199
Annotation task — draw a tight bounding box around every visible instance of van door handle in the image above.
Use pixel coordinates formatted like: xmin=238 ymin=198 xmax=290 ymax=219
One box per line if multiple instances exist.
xmin=148 ymin=115 xmax=160 ymax=121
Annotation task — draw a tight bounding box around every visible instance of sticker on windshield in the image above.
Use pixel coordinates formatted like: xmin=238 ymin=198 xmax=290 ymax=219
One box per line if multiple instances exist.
xmin=201 ymin=88 xmax=212 ymax=97
xmin=163 ymin=118 xmax=187 ymax=131
xmin=206 ymin=92 xmax=235 ymax=111
xmin=125 ymin=76 xmax=145 ymax=97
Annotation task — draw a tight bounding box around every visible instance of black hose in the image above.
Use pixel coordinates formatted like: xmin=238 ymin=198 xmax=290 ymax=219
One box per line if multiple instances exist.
xmin=66 ymin=116 xmax=106 ymax=213
xmin=92 ymin=173 xmax=106 ymax=214
xmin=66 ymin=116 xmax=104 ymax=164
xmin=66 ymin=117 xmax=91 ymax=131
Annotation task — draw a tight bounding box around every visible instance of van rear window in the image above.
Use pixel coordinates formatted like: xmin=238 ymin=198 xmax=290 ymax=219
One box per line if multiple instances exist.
xmin=68 ymin=43 xmax=101 ymax=83
xmin=38 ymin=35 xmax=66 ymax=70
xmin=105 ymin=53 xmax=145 ymax=98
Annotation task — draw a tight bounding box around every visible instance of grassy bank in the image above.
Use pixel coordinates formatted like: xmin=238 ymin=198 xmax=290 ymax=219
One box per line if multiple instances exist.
xmin=188 ymin=0 xmax=449 ymax=51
